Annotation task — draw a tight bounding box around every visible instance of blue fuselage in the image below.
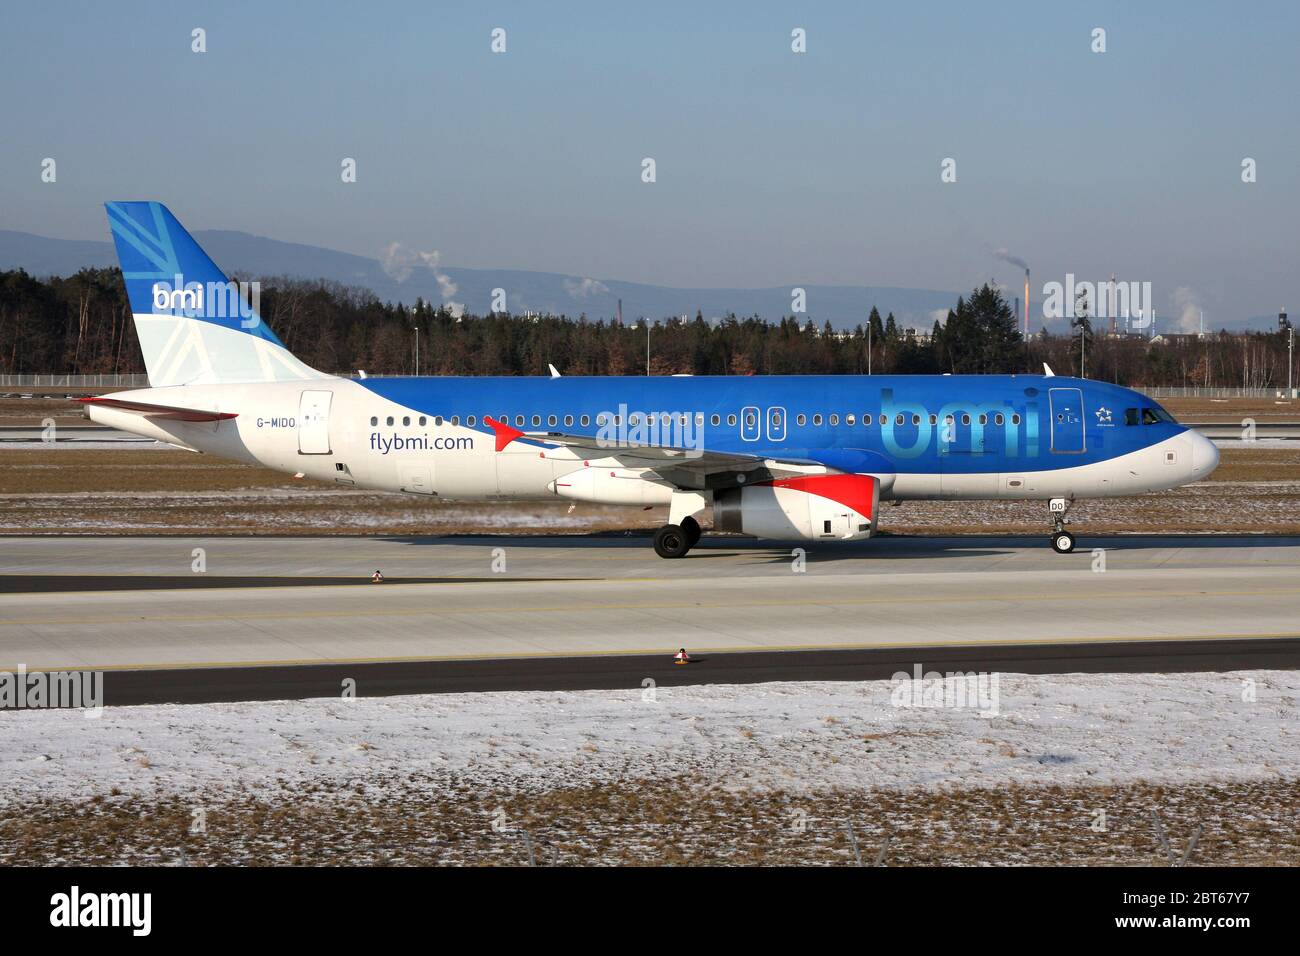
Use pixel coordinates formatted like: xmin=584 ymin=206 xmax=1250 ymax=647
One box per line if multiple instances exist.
xmin=357 ymin=373 xmax=1185 ymax=477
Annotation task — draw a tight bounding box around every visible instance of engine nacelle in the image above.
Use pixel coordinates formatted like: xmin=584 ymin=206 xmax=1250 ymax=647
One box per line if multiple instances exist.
xmin=549 ymin=466 xmax=674 ymax=506
xmin=713 ymin=474 xmax=880 ymax=541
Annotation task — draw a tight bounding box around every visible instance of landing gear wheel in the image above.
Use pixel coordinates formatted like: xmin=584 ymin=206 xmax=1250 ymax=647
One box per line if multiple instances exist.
xmin=680 ymin=515 xmax=702 ymax=547
xmin=1047 ymin=498 xmax=1075 ymax=554
xmin=653 ymin=524 xmax=692 ymax=559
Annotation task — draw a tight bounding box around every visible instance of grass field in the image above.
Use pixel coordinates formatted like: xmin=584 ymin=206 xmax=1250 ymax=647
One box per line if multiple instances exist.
xmin=3 ymin=777 xmax=1294 ymax=866
xmin=5 ymin=671 xmax=1297 ymax=866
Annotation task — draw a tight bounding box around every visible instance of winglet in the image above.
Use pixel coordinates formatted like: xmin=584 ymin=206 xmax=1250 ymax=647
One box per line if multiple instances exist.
xmin=483 ymin=416 xmax=525 ymax=451
xmin=548 ymin=363 xmax=562 ymax=378
xmin=1043 ymin=363 xmax=1055 ymax=377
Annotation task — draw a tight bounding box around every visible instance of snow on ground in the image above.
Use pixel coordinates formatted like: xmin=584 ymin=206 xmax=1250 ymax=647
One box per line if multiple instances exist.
xmin=2 ymin=671 xmax=1297 ymax=807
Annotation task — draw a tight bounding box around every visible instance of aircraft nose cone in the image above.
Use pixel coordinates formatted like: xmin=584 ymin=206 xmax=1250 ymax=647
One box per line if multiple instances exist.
xmin=1190 ymin=430 xmax=1219 ymax=477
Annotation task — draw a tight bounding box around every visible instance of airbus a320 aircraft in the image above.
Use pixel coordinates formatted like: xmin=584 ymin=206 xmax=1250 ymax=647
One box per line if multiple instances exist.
xmin=87 ymin=202 xmax=1219 ymax=557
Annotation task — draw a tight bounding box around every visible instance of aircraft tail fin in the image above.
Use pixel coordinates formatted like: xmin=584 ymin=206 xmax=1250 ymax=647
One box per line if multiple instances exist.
xmin=104 ymin=201 xmax=330 ymax=387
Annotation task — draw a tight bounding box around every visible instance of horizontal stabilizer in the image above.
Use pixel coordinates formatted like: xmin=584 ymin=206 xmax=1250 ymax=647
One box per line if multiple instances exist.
xmin=78 ymin=396 xmax=237 ymax=423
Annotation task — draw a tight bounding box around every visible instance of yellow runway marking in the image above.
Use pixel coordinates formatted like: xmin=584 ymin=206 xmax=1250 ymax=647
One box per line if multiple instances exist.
xmin=2 ymin=585 xmax=1298 ymax=628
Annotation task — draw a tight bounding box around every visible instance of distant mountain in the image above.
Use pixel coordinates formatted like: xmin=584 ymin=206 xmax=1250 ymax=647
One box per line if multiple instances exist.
xmin=0 ymin=227 xmax=964 ymax=330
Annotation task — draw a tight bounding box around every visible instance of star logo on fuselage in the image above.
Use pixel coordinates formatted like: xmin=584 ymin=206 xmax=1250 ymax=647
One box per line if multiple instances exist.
xmin=1095 ymin=406 xmax=1113 ymax=424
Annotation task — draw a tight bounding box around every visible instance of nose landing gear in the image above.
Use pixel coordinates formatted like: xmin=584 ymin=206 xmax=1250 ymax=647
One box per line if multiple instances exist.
xmin=1048 ymin=497 xmax=1075 ymax=553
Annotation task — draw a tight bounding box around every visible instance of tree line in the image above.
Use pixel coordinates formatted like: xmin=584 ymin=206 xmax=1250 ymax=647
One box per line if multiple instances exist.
xmin=0 ymin=267 xmax=1292 ymax=389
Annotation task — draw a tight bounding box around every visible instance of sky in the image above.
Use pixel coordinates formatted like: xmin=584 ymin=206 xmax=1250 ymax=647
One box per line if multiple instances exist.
xmin=1 ymin=0 xmax=1296 ymax=328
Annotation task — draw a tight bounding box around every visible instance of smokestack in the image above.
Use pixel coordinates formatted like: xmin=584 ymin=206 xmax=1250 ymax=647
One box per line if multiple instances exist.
xmin=1024 ymin=269 xmax=1030 ymax=336
xmin=1109 ymin=273 xmax=1118 ymax=335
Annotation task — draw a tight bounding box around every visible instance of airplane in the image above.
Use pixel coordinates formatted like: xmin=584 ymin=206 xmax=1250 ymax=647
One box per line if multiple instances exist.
xmin=86 ymin=201 xmax=1219 ymax=558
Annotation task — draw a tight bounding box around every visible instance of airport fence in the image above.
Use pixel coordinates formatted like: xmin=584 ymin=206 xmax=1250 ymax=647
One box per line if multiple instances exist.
xmin=1143 ymin=386 xmax=1297 ymax=399
xmin=0 ymin=375 xmax=1292 ymax=399
xmin=0 ymin=373 xmax=150 ymax=388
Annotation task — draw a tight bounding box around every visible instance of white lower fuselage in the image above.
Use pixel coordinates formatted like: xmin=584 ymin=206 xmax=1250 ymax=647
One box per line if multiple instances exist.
xmin=88 ymin=378 xmax=1219 ymax=512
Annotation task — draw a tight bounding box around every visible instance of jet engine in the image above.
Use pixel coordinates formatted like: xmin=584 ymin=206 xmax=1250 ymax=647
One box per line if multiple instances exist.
xmin=712 ymin=474 xmax=880 ymax=541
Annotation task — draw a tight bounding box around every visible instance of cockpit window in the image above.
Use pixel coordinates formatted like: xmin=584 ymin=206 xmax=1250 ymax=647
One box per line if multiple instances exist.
xmin=1142 ymin=408 xmax=1161 ymax=425
xmin=1125 ymin=408 xmax=1140 ymax=426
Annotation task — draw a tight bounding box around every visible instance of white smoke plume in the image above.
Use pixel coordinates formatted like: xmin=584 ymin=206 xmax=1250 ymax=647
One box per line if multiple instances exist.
xmin=564 ymin=276 xmax=610 ymax=299
xmin=380 ymin=242 xmax=465 ymax=316
xmin=1171 ymin=286 xmax=1203 ymax=332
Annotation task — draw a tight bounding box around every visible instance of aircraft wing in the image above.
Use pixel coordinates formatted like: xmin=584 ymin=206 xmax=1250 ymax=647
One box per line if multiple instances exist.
xmin=484 ymin=417 xmax=853 ymax=489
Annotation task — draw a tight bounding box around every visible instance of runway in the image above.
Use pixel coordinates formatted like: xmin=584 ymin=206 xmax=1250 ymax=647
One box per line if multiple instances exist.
xmin=2 ymin=534 xmax=1299 ymax=703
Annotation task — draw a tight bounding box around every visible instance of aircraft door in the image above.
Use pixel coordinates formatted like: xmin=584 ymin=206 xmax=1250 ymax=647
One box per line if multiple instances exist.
xmin=1048 ymin=388 xmax=1085 ymax=453
xmin=298 ymin=390 xmax=332 ymax=454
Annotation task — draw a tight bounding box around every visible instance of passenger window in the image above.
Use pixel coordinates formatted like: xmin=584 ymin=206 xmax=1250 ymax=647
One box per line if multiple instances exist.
xmin=402 ymin=416 xmax=410 ymax=426
xmin=978 ymin=414 xmax=987 ymax=426
xmin=829 ymin=414 xmax=839 ymax=426
xmin=711 ymin=414 xmax=721 ymax=426
xmin=912 ymin=414 xmax=921 ymax=426
xmin=370 ymin=416 xmax=378 ymax=426
xmin=1012 ymin=414 xmax=1021 ymax=425
xmin=962 ymin=414 xmax=971 ymax=426
xmin=515 ymin=415 xmax=524 ymax=426
xmin=797 ymin=414 xmax=807 ymax=426
xmin=878 ymin=414 xmax=886 ymax=425
xmin=745 ymin=411 xmax=756 ymax=427
xmin=419 ymin=416 xmax=427 ymax=426
xmin=929 ymin=414 xmax=937 ymax=425
xmin=995 ymin=414 xmax=1004 ymax=426
xmin=434 ymin=417 xmax=443 ymax=426
xmin=564 ymin=415 xmax=573 ymax=427
xmin=727 ymin=414 xmax=737 ymax=426
xmin=548 ymin=415 xmax=557 ymax=427
xmin=813 ymin=414 xmax=823 ymax=426
xmin=895 ymin=414 xmax=904 ymax=426
xmin=596 ymin=414 xmax=608 ymax=425
xmin=386 ymin=416 xmax=394 ymax=426
xmin=532 ymin=415 xmax=541 ymax=426
xmin=450 ymin=416 xmax=458 ymax=426
xmin=846 ymin=414 xmax=856 ymax=426
xmin=580 ymin=415 xmax=589 ymax=426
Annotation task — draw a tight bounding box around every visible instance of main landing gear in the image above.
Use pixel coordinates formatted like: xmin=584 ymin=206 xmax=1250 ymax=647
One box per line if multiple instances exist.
xmin=653 ymin=516 xmax=701 ymax=559
xmin=1048 ymin=497 xmax=1075 ymax=554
